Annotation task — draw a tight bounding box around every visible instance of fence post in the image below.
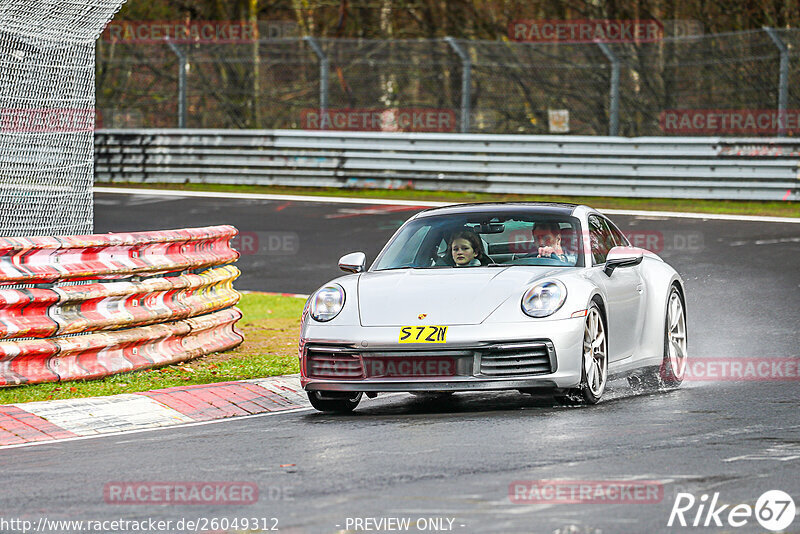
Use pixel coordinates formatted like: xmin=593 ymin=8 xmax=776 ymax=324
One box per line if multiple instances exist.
xmin=444 ymin=37 xmax=471 ymax=133
xmin=597 ymin=42 xmax=620 ymax=136
xmin=764 ymin=27 xmax=788 ymax=137
xmin=304 ymin=36 xmax=329 ymax=128
xmin=165 ymin=39 xmax=187 ymax=128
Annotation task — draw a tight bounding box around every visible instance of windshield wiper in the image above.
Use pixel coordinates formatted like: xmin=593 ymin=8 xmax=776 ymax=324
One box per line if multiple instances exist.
xmin=485 ymin=263 xmax=507 ymax=267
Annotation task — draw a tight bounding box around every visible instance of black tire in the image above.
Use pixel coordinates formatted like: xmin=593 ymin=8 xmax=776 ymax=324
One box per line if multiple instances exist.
xmin=307 ymin=391 xmax=362 ymax=413
xmin=556 ymin=302 xmax=607 ymax=405
xmin=639 ymin=285 xmax=687 ymax=390
xmin=659 ymin=286 xmax=687 ymax=388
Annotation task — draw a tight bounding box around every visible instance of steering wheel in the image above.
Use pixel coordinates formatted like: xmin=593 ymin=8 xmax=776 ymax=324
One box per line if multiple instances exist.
xmin=537 ymin=255 xmax=571 ymax=265
xmin=513 ymin=254 xmax=571 ymax=266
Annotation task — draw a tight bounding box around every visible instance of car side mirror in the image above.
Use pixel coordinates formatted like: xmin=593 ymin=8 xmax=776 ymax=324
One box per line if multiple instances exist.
xmin=604 ymin=246 xmax=644 ymax=277
xmin=339 ymin=252 xmax=366 ymax=273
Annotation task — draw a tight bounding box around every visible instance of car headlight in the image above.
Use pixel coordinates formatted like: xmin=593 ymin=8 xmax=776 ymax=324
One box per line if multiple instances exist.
xmin=521 ymin=280 xmax=567 ymax=318
xmin=310 ymin=284 xmax=345 ymax=322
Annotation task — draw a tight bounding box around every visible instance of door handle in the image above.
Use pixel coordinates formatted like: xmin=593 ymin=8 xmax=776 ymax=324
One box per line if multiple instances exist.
xmin=636 ymin=284 xmax=644 ymax=293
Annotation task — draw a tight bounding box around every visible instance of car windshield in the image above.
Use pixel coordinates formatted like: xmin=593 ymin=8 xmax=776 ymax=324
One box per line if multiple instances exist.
xmin=371 ymin=212 xmax=584 ymax=270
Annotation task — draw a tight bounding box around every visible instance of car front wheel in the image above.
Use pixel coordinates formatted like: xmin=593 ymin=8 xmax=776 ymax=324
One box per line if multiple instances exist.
xmin=307 ymin=391 xmax=362 ymax=413
xmin=557 ymin=303 xmax=608 ymax=405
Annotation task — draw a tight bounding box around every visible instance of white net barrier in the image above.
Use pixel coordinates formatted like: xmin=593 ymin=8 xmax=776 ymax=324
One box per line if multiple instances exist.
xmin=0 ymin=0 xmax=126 ymax=236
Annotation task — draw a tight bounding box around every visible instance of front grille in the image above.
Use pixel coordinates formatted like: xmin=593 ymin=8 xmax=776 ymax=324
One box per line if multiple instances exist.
xmin=362 ymin=349 xmax=474 ymax=378
xmin=305 ymin=341 xmax=555 ymax=380
xmin=306 ymin=348 xmax=364 ymax=379
xmin=479 ymin=342 xmax=554 ymax=377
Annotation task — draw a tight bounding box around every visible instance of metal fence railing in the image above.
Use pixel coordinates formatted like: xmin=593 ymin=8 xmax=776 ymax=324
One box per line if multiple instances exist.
xmin=94 ymin=129 xmax=800 ymax=201
xmin=96 ymin=29 xmax=800 ymax=137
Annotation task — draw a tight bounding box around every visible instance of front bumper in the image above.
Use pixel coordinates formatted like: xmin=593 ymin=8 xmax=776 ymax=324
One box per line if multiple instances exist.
xmin=300 ymin=320 xmax=585 ymax=392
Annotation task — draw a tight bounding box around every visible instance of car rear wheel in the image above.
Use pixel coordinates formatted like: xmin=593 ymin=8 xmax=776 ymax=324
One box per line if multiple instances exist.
xmin=660 ymin=287 xmax=687 ymax=387
xmin=307 ymin=391 xmax=362 ymax=413
xmin=557 ymin=303 xmax=607 ymax=405
xmin=639 ymin=285 xmax=687 ymax=390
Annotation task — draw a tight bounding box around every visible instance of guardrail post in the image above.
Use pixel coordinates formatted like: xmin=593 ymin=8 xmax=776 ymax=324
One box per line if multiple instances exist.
xmin=764 ymin=27 xmax=789 ymax=137
xmin=304 ymin=37 xmax=329 ymax=128
xmin=597 ymin=42 xmax=620 ymax=137
xmin=444 ymin=37 xmax=471 ymax=133
xmin=165 ymin=39 xmax=188 ymax=128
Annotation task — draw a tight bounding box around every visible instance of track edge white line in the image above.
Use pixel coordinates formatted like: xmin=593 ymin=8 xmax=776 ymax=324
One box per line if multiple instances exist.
xmin=94 ymin=187 xmax=800 ymax=224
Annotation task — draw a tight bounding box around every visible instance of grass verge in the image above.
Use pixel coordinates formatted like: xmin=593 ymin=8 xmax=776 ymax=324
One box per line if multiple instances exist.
xmin=99 ymin=182 xmax=800 ymax=218
xmin=0 ymin=293 xmax=304 ymax=405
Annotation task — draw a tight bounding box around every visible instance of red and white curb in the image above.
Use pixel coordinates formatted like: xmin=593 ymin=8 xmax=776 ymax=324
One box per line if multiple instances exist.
xmin=0 ymin=375 xmax=308 ymax=448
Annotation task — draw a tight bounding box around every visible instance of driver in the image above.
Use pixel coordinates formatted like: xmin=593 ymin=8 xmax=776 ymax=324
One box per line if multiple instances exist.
xmin=531 ymin=222 xmax=568 ymax=262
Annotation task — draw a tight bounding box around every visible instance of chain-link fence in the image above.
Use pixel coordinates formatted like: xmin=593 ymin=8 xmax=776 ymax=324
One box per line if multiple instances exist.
xmin=96 ymin=28 xmax=800 ymax=136
xmin=0 ymin=0 xmax=125 ymax=237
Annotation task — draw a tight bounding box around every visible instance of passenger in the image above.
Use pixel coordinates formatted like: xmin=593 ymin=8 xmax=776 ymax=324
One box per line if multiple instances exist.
xmin=448 ymin=231 xmax=487 ymax=267
xmin=531 ymin=222 xmax=569 ymax=262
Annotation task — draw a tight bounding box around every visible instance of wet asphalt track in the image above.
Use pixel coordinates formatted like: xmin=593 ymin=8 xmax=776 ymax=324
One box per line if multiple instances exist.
xmin=2 ymin=191 xmax=799 ymax=534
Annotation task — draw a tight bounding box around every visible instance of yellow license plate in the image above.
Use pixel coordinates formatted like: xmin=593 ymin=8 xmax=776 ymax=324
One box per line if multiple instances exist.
xmin=399 ymin=325 xmax=448 ymax=344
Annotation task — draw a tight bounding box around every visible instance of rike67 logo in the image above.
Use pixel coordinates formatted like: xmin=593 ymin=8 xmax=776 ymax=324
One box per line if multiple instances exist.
xmin=668 ymin=490 xmax=795 ymax=531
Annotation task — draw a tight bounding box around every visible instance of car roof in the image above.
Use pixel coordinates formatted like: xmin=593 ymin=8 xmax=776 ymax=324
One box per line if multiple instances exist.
xmin=413 ymin=202 xmax=583 ymax=219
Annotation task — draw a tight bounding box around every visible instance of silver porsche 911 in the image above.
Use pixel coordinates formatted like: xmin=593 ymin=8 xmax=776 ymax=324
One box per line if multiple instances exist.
xmin=299 ymin=202 xmax=688 ymax=412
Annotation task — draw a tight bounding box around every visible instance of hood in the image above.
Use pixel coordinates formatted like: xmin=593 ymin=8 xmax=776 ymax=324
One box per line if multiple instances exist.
xmin=357 ymin=266 xmax=565 ymax=326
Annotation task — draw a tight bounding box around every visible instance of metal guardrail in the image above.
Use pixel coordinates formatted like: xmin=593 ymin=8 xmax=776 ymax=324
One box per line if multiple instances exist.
xmin=0 ymin=226 xmax=243 ymax=386
xmin=95 ymin=130 xmax=800 ymax=201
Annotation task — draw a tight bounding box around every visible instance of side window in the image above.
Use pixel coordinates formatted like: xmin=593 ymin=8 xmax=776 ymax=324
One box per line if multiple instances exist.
xmin=588 ymin=215 xmax=614 ymax=264
xmin=603 ymin=217 xmax=629 ymax=247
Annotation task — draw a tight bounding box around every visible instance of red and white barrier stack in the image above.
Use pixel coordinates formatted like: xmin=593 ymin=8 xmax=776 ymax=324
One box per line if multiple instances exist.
xmin=0 ymin=226 xmax=243 ymax=386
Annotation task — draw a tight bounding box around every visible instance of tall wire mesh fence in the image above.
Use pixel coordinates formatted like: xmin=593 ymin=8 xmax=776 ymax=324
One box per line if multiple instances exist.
xmin=0 ymin=0 xmax=126 ymax=237
xmin=96 ymin=28 xmax=800 ymax=136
